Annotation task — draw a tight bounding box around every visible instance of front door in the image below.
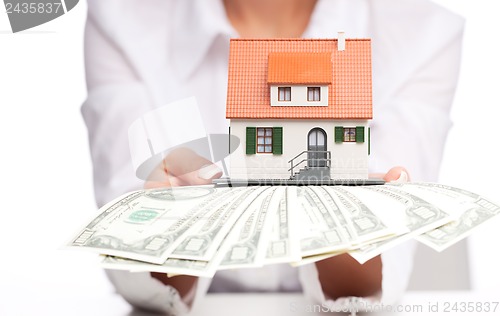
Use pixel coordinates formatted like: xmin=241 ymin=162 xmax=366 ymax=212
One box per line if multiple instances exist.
xmin=308 ymin=128 xmax=327 ymax=167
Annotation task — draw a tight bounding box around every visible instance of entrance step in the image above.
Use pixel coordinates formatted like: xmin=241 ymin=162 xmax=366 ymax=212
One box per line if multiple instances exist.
xmin=292 ymin=167 xmax=330 ymax=181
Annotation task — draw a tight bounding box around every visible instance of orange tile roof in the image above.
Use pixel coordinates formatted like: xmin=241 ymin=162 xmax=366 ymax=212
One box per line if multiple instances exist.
xmin=226 ymin=38 xmax=372 ymax=119
xmin=268 ymin=52 xmax=332 ymax=84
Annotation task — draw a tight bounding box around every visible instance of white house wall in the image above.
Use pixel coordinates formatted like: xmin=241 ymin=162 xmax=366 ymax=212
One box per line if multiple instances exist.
xmin=230 ymin=119 xmax=369 ymax=180
xmin=270 ymin=85 xmax=329 ymax=106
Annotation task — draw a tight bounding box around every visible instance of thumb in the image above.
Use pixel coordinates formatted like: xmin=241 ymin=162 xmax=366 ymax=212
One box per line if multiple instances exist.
xmin=164 ymin=147 xmax=222 ymax=186
xmin=383 ymin=166 xmax=410 ymax=183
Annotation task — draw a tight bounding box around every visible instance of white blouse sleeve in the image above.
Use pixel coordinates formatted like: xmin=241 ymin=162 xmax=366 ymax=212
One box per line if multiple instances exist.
xmin=82 ymin=14 xmax=208 ymax=315
xmin=105 ymin=270 xmax=189 ymax=314
xmin=81 ymin=15 xmax=148 ymax=207
xmin=369 ymin=5 xmax=465 ymax=182
xmin=105 ymin=270 xmax=213 ymax=314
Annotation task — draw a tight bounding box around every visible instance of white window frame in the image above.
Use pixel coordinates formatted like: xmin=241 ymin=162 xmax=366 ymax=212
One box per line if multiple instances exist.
xmin=256 ymin=127 xmax=273 ymax=153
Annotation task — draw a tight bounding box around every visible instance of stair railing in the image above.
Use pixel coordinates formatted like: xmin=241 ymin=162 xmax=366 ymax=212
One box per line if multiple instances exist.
xmin=288 ymin=151 xmax=331 ymax=178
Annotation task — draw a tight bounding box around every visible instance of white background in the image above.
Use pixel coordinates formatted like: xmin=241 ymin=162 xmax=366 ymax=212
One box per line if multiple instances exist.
xmin=0 ymin=0 xmax=499 ymax=313
xmin=0 ymin=0 xmax=116 ymax=307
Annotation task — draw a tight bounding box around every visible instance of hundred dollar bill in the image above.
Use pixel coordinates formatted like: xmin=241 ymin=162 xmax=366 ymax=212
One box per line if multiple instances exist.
xmin=293 ymin=187 xmax=352 ymax=257
xmin=347 ymin=185 xmax=451 ymax=263
xmin=218 ymin=187 xmax=282 ymax=269
xmin=264 ymin=187 xmax=301 ymax=264
xmin=389 ymin=182 xmax=500 ymax=251
xmin=321 ymin=186 xmax=397 ymax=245
xmin=101 ymin=255 xmax=217 ymax=278
xmin=68 ymin=185 xmax=243 ymax=264
xmin=290 ymin=251 xmax=341 ymax=267
xmin=168 ymin=186 xmax=267 ymax=261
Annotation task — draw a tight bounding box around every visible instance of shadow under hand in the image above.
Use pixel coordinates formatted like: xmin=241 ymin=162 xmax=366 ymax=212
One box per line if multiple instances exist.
xmin=127 ymin=308 xmax=166 ymax=316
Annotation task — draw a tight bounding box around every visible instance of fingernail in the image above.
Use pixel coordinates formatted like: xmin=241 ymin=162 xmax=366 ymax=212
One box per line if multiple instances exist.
xmin=392 ymin=170 xmax=408 ymax=183
xmin=198 ymin=164 xmax=222 ymax=180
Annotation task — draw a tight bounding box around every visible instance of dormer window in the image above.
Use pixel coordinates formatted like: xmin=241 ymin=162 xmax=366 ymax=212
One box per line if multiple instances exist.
xmin=268 ymin=52 xmax=331 ymax=107
xmin=270 ymin=85 xmax=328 ymax=106
xmin=278 ymin=87 xmax=291 ymax=101
xmin=307 ymin=87 xmax=321 ymax=101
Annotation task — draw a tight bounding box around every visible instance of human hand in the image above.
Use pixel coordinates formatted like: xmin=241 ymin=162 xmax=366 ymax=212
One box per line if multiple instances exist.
xmin=371 ymin=166 xmax=410 ymax=183
xmin=144 ymin=147 xmax=222 ymax=189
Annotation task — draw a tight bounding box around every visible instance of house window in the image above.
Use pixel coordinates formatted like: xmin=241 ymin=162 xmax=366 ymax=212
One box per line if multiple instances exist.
xmin=335 ymin=126 xmax=365 ymax=143
xmin=278 ymin=87 xmax=291 ymax=101
xmin=307 ymin=87 xmax=321 ymax=101
xmin=246 ymin=127 xmax=282 ymax=155
xmin=344 ymin=128 xmax=356 ymax=142
xmin=257 ymin=128 xmax=273 ymax=153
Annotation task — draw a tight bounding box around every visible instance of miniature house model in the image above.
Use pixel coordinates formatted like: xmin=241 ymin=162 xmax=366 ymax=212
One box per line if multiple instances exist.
xmin=227 ymin=35 xmax=372 ymax=181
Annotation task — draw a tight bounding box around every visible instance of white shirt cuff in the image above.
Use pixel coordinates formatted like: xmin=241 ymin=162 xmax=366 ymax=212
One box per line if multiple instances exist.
xmin=105 ymin=270 xmax=189 ymax=314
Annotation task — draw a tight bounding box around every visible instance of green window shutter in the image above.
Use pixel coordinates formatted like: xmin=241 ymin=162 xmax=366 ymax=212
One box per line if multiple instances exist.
xmin=356 ymin=126 xmax=365 ymax=143
xmin=368 ymin=127 xmax=371 ymax=155
xmin=246 ymin=127 xmax=256 ymax=155
xmin=272 ymin=127 xmax=283 ymax=155
xmin=335 ymin=126 xmax=344 ymax=143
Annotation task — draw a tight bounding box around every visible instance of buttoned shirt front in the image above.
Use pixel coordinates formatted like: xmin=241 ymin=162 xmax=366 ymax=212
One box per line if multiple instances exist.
xmin=82 ymin=0 xmax=464 ymax=313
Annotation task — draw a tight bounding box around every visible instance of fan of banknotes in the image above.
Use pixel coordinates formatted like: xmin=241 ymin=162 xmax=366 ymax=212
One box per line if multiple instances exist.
xmin=67 ymin=182 xmax=500 ymax=277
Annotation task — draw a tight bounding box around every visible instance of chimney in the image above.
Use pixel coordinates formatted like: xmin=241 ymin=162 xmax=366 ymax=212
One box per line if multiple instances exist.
xmin=338 ymin=31 xmax=345 ymax=51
